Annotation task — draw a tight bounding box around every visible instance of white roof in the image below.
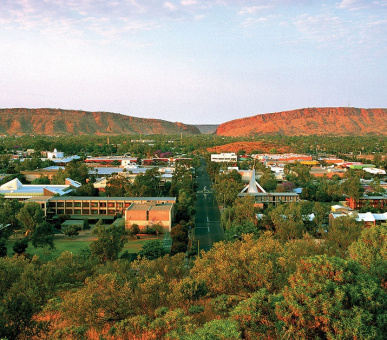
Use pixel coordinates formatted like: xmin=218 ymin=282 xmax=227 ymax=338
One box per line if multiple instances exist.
xmin=373 ymin=213 xmax=387 ymax=221
xmin=241 ymin=168 xmax=266 ymax=194
xmin=0 ymin=178 xmax=74 ymax=198
xmin=356 ymin=212 xmax=375 ymax=222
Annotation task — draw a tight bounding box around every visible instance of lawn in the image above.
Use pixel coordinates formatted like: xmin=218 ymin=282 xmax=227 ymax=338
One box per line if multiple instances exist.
xmin=6 ymin=230 xmax=161 ymax=261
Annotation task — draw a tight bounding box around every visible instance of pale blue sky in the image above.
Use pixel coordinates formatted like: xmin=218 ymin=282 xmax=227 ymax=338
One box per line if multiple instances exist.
xmin=1 ymin=0 xmax=386 ymax=124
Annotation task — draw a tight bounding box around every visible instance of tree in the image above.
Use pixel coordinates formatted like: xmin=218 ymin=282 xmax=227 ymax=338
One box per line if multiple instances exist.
xmin=0 ymin=198 xmax=23 ymax=229
xmin=232 ymin=195 xmax=256 ymax=227
xmin=231 ymin=288 xmax=279 ymax=339
xmin=139 ymin=240 xmax=167 ymax=260
xmin=89 ymin=220 xmax=126 ymax=262
xmin=348 ymin=224 xmax=387 ymax=284
xmin=269 ymin=201 xmax=318 ymax=240
xmin=323 ymin=215 xmax=363 ymax=257
xmin=258 ymin=170 xmax=277 ymax=192
xmin=213 ymin=171 xmax=244 ymax=208
xmin=0 ymin=238 xmax=7 ymax=257
xmin=105 ymin=175 xmax=131 ymax=197
xmin=224 ymin=220 xmax=259 ymax=241
xmin=185 ymin=319 xmax=241 ymax=340
xmin=341 ymin=169 xmax=364 ymax=200
xmin=31 ymin=222 xmax=55 ymax=250
xmin=75 ymin=183 xmax=98 ymax=196
xmin=191 ymin=234 xmax=286 ymax=296
xmin=16 ymin=202 xmax=44 ymax=234
xmin=276 ymin=255 xmax=387 ymax=339
xmin=128 ymin=168 xmax=161 ymax=197
xmin=31 ymin=176 xmax=50 ymax=184
xmin=12 ymin=238 xmax=29 ymax=255
xmin=128 ymin=224 xmax=140 ymax=237
xmin=284 ymin=162 xmax=311 ymax=187
xmin=64 ymin=225 xmax=79 ymax=238
xmin=64 ymin=161 xmax=90 ymax=184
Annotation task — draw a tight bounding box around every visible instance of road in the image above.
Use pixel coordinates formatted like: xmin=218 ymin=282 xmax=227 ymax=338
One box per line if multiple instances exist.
xmin=193 ymin=159 xmax=224 ymax=252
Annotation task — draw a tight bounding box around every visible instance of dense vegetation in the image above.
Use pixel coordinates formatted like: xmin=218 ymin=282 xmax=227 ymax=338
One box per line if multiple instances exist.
xmin=0 ymin=225 xmax=385 ymax=339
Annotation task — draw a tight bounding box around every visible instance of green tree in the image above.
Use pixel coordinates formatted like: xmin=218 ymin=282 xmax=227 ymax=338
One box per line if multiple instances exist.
xmin=324 ymin=215 xmax=363 ymax=257
xmin=185 ymin=319 xmax=241 ymax=340
xmin=231 ymin=288 xmax=279 ymax=339
xmin=214 ymin=170 xmax=244 ymax=208
xmin=128 ymin=223 xmax=140 ymax=237
xmin=0 ymin=198 xmax=23 ymax=229
xmin=139 ymin=239 xmax=167 ymax=260
xmin=341 ymin=169 xmax=364 ymax=200
xmin=64 ymin=225 xmax=79 ymax=238
xmin=12 ymin=238 xmax=29 ymax=255
xmin=31 ymin=222 xmax=55 ymax=251
xmin=232 ymin=195 xmax=256 ymax=227
xmin=258 ymin=169 xmax=277 ymax=192
xmin=276 ymin=255 xmax=387 ymax=339
xmin=0 ymin=238 xmax=7 ymax=257
xmin=348 ymin=224 xmax=387 ymax=284
xmin=105 ymin=175 xmax=131 ymax=197
xmin=16 ymin=202 xmax=44 ymax=234
xmin=89 ymin=220 xmax=126 ymax=262
xmin=31 ymin=176 xmax=50 ymax=184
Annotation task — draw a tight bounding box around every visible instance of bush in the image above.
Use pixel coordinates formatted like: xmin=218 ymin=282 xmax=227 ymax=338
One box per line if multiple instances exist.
xmin=13 ymin=238 xmax=29 ymax=255
xmin=188 ymin=305 xmax=204 ymax=315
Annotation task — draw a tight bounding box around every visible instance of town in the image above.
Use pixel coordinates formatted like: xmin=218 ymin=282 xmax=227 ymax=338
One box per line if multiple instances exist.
xmin=0 ymin=133 xmax=386 ymax=339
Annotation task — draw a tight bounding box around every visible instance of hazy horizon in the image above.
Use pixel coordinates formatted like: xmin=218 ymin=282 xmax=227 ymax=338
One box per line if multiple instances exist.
xmin=1 ymin=1 xmax=386 ymax=124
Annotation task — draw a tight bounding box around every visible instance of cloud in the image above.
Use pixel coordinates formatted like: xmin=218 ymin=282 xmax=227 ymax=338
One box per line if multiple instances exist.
xmin=238 ymin=5 xmax=272 ymax=16
xmin=293 ymin=11 xmax=387 ymax=56
xmin=0 ymin=0 xmax=211 ymax=43
xmin=240 ymin=14 xmax=282 ymax=27
xmin=337 ymin=0 xmax=387 ymax=10
xmin=181 ymin=0 xmax=198 ymax=5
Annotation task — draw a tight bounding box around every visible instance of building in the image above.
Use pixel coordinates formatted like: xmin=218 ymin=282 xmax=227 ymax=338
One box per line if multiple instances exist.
xmin=0 ymin=178 xmax=80 ymax=200
xmin=47 ymin=149 xmax=64 ymax=159
xmin=345 ymin=195 xmax=387 ymax=210
xmin=43 ymin=196 xmax=176 ymax=225
xmin=238 ymin=168 xmax=299 ymax=207
xmin=329 ymin=211 xmax=387 ymax=227
xmin=84 ymin=156 xmax=138 ymax=166
xmin=211 ymin=153 xmax=237 ymax=163
xmin=125 ymin=202 xmax=175 ymax=232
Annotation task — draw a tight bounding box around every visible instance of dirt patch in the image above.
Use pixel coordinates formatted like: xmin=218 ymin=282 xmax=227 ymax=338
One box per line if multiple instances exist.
xmin=206 ymin=141 xmax=291 ymax=154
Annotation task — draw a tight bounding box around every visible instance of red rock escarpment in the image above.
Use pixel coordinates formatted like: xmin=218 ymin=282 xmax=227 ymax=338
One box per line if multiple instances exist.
xmin=215 ymin=107 xmax=387 ymax=136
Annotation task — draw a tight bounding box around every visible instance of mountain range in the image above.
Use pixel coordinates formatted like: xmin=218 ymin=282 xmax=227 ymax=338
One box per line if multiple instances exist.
xmin=0 ymin=108 xmax=199 ymax=136
xmin=215 ymin=107 xmax=387 ymax=136
xmin=1 ymin=107 xmax=386 ymax=136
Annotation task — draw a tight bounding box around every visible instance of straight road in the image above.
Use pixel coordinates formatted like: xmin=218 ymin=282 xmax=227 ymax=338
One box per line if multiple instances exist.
xmin=193 ymin=159 xmax=224 ymax=252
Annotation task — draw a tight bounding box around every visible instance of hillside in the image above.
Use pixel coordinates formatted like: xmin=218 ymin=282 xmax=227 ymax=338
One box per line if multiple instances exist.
xmin=215 ymin=107 xmax=387 ymax=136
xmin=0 ymin=108 xmax=200 ymax=135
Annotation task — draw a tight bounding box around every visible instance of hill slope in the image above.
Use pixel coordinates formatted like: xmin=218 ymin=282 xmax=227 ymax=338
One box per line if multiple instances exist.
xmin=0 ymin=108 xmax=200 ymax=135
xmin=215 ymin=107 xmax=387 ymax=136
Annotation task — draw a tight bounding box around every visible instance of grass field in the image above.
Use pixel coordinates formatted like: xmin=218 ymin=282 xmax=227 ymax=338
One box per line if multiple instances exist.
xmin=6 ymin=229 xmax=161 ymax=261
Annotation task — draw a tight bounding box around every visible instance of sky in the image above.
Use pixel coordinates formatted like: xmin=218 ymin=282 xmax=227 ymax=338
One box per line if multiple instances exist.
xmin=0 ymin=0 xmax=386 ymax=124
